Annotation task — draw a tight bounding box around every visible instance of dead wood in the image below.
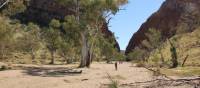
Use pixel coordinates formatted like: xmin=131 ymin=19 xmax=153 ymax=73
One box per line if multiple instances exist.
xmin=123 ymin=66 xmax=200 ymax=88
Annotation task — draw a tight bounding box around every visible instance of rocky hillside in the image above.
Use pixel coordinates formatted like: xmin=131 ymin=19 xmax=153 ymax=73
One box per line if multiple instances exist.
xmin=20 ymin=0 xmax=120 ymax=50
xmin=20 ymin=0 xmax=74 ymax=25
xmin=126 ymin=0 xmax=200 ymax=54
xmin=157 ymin=28 xmax=200 ymax=66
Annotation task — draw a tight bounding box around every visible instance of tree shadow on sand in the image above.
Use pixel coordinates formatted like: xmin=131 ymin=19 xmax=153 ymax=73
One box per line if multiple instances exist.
xmin=22 ymin=67 xmax=82 ymax=77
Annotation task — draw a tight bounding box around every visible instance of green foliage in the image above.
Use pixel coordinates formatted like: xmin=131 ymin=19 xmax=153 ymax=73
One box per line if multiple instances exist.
xmin=96 ymin=34 xmax=119 ymax=62
xmin=128 ymin=47 xmax=146 ymax=61
xmin=0 ymin=0 xmax=128 ymax=65
xmin=49 ymin=19 xmax=61 ymax=29
xmin=128 ymin=28 xmax=163 ymax=62
xmin=168 ymin=39 xmax=178 ymax=68
xmin=150 ymin=53 xmax=161 ymax=66
xmin=22 ymin=23 xmax=41 ymax=50
xmin=57 ymin=0 xmax=74 ymax=6
xmin=143 ymin=28 xmax=162 ymax=50
xmin=58 ymin=38 xmax=80 ymax=64
xmin=59 ymin=16 xmax=81 ymax=63
xmin=114 ymin=52 xmax=125 ymax=61
xmin=108 ymin=81 xmax=118 ymax=88
xmin=161 ymin=67 xmax=200 ymax=77
xmin=107 ymin=73 xmax=119 ymax=88
xmin=58 ymin=0 xmax=128 ymax=38
xmin=44 ymin=28 xmax=61 ymax=51
xmin=141 ymin=28 xmax=165 ymax=65
xmin=147 ymin=27 xmax=200 ymax=68
xmin=1 ymin=0 xmax=26 ymax=16
xmin=17 ymin=22 xmax=41 ymax=60
xmin=43 ymin=19 xmax=62 ymax=64
xmin=57 ymin=0 xmax=127 ymax=67
xmin=62 ymin=15 xmax=80 ymax=45
xmin=0 ymin=17 xmax=12 ymax=42
xmin=44 ymin=19 xmax=62 ymax=51
xmin=0 ymin=17 xmax=14 ymax=59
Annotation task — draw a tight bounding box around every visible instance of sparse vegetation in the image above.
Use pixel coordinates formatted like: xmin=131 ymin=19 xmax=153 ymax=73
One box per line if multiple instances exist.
xmin=0 ymin=0 xmax=127 ymax=66
xmin=160 ymin=67 xmax=200 ymax=77
xmin=0 ymin=0 xmax=200 ymax=88
xmin=106 ymin=73 xmax=119 ymax=88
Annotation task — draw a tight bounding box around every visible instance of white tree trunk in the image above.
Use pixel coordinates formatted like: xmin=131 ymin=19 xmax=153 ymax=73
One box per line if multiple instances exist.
xmin=79 ymin=32 xmax=90 ymax=67
xmin=0 ymin=44 xmax=5 ymax=59
xmin=31 ymin=47 xmax=35 ymax=60
xmin=0 ymin=0 xmax=10 ymax=9
xmin=50 ymin=51 xmax=55 ymax=64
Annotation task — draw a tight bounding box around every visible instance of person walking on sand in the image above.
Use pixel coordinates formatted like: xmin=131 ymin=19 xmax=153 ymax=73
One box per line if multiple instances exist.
xmin=115 ymin=62 xmax=118 ymax=71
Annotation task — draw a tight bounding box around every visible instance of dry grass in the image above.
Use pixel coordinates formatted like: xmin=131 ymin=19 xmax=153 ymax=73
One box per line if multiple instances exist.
xmin=0 ymin=62 xmax=153 ymax=88
xmin=160 ymin=67 xmax=200 ymax=77
xmin=147 ymin=28 xmax=200 ymax=67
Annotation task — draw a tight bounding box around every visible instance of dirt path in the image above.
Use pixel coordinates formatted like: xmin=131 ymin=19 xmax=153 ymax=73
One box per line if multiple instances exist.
xmin=0 ymin=62 xmax=195 ymax=88
xmin=0 ymin=62 xmax=154 ymax=88
xmin=2 ymin=63 xmax=196 ymax=88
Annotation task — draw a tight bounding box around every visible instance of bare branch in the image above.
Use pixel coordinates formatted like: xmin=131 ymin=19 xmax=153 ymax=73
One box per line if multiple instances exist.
xmin=106 ymin=17 xmax=112 ymax=25
xmin=0 ymin=0 xmax=10 ymax=9
xmin=123 ymin=66 xmax=200 ymax=87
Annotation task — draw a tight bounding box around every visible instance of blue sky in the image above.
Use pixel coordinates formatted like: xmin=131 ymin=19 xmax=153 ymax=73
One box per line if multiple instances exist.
xmin=109 ymin=0 xmax=165 ymax=50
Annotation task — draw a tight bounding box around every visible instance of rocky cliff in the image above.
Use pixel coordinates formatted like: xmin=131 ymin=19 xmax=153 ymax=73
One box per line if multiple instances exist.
xmin=19 ymin=0 xmax=74 ymax=25
xmin=126 ymin=0 xmax=200 ymax=54
xmin=16 ymin=0 xmax=120 ymax=50
xmin=101 ymin=22 xmax=120 ymax=51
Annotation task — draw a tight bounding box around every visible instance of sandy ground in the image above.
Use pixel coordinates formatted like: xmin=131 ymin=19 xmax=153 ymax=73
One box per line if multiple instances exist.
xmin=0 ymin=62 xmax=195 ymax=88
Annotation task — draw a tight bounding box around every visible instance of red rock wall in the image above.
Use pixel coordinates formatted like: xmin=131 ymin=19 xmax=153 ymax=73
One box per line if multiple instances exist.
xmin=126 ymin=0 xmax=200 ymax=54
xmin=21 ymin=0 xmax=74 ymax=25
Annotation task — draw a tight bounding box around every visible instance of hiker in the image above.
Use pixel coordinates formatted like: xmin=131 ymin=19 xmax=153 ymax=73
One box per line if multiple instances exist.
xmin=115 ymin=62 xmax=118 ymax=71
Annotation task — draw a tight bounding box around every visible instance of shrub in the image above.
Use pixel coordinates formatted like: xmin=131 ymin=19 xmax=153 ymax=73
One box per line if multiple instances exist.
xmin=107 ymin=73 xmax=119 ymax=88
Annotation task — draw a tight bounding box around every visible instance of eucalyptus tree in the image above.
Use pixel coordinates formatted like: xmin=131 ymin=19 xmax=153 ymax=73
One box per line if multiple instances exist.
xmin=57 ymin=0 xmax=128 ymax=68
xmin=60 ymin=15 xmax=81 ymax=64
xmin=168 ymin=39 xmax=178 ymax=68
xmin=0 ymin=0 xmax=26 ymax=16
xmin=19 ymin=23 xmax=41 ymax=60
xmin=142 ymin=28 xmax=164 ymax=64
xmin=127 ymin=47 xmax=146 ymax=61
xmin=100 ymin=36 xmax=119 ymax=63
xmin=44 ymin=19 xmax=62 ymax=64
xmin=0 ymin=17 xmax=13 ymax=59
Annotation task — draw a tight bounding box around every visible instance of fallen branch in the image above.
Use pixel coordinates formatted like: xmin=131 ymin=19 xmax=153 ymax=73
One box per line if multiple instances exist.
xmin=120 ymin=77 xmax=200 ymax=87
xmin=143 ymin=66 xmax=174 ymax=80
xmin=125 ymin=66 xmax=200 ymax=87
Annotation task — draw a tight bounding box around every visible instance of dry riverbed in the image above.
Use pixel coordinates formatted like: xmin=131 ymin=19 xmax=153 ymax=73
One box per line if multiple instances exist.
xmin=0 ymin=62 xmax=198 ymax=88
